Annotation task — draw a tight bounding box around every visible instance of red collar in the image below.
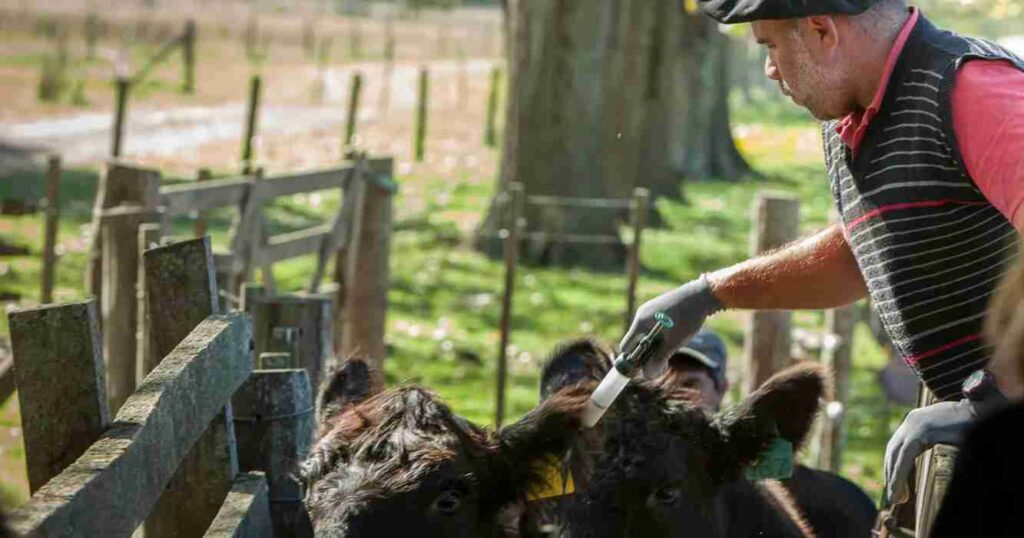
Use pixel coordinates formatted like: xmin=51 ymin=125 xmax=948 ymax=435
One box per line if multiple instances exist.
xmin=836 ymin=8 xmax=921 ymax=154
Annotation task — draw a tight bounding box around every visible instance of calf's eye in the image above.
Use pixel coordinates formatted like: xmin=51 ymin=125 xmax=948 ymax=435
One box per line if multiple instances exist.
xmin=652 ymin=486 xmax=680 ymax=506
xmin=434 ymin=490 xmax=463 ymax=515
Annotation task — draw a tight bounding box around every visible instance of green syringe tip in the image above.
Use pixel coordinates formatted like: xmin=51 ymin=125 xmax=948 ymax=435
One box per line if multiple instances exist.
xmin=654 ymin=311 xmax=674 ymax=329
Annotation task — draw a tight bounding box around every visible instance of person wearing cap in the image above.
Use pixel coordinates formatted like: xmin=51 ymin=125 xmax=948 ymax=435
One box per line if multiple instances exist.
xmin=666 ymin=330 xmax=878 ymax=538
xmin=621 ymin=0 xmax=1024 ymax=508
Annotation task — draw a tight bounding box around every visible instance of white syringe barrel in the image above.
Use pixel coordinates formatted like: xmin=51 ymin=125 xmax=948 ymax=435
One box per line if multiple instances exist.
xmin=581 ymin=366 xmax=631 ymax=428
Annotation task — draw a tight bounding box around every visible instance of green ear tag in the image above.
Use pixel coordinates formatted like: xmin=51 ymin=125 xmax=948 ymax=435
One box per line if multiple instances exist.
xmin=744 ymin=438 xmax=794 ymax=481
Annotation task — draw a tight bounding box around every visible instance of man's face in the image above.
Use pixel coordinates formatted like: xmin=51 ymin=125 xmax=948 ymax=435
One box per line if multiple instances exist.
xmin=670 ymin=363 xmax=724 ymax=412
xmin=752 ymin=18 xmax=854 ymax=120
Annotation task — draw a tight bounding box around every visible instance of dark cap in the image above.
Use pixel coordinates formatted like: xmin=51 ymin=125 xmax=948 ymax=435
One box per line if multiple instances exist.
xmin=671 ymin=330 xmax=728 ymax=385
xmin=698 ymin=0 xmax=878 ymax=24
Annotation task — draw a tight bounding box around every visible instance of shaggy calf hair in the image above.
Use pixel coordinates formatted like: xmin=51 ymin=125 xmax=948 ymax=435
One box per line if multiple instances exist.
xmin=523 ymin=338 xmax=823 ymax=537
xmin=301 ymin=358 xmax=591 ymax=537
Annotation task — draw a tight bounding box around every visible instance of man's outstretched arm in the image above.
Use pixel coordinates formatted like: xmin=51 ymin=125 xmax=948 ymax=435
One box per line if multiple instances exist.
xmin=622 ymin=222 xmax=868 ymax=378
xmin=709 ymin=222 xmax=868 ymax=310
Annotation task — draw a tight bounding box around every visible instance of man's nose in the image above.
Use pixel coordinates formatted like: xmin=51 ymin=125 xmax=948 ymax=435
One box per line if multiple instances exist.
xmin=764 ymin=55 xmax=781 ymax=81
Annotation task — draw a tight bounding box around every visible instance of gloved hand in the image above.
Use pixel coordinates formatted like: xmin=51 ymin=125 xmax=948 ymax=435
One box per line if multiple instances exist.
xmin=883 ymin=399 xmax=975 ymax=505
xmin=619 ymin=275 xmax=723 ymax=379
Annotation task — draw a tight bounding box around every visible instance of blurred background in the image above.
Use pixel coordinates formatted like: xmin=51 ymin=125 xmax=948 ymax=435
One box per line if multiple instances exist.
xmin=1 ymin=0 xmax=1022 ymax=508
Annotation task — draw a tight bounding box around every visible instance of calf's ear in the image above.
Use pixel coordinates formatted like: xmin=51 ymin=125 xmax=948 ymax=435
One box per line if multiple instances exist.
xmin=487 ymin=385 xmax=592 ymax=502
xmin=316 ymin=357 xmax=382 ymax=426
xmin=708 ymin=362 xmax=827 ymax=483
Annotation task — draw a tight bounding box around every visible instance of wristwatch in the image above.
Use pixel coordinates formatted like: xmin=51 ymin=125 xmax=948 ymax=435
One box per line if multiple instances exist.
xmin=961 ymin=369 xmax=1009 ymax=419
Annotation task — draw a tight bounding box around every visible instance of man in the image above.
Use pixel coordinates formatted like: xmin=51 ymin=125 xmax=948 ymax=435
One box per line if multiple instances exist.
xmin=622 ymin=0 xmax=1024 ymax=506
xmin=666 ymin=330 xmax=878 ymax=537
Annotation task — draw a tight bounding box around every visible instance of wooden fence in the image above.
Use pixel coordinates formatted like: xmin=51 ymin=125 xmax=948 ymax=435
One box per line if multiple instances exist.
xmin=4 ymin=235 xmax=328 ymax=536
xmin=4 ymin=236 xmax=264 ymax=532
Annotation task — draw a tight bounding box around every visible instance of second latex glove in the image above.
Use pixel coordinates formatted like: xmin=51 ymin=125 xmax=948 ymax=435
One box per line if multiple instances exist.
xmin=883 ymin=400 xmax=975 ymax=505
xmin=619 ymin=275 xmax=723 ymax=379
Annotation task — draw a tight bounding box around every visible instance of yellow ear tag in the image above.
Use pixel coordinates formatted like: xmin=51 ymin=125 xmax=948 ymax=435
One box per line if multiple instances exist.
xmin=527 ymin=455 xmax=575 ymax=501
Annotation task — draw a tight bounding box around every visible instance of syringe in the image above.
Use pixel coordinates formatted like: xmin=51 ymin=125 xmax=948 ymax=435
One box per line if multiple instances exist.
xmin=581 ymin=312 xmax=674 ymax=428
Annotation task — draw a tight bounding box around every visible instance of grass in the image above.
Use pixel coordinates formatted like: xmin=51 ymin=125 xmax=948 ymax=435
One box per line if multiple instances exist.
xmin=0 ymin=94 xmax=909 ymax=507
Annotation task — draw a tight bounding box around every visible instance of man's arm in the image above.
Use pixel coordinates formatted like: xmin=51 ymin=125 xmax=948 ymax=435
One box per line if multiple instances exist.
xmin=708 ymin=222 xmax=868 ymax=310
xmin=621 ymin=223 xmax=867 ymax=377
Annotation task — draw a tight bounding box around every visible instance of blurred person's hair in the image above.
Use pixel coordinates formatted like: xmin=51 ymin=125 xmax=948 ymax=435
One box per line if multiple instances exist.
xmin=984 ymin=246 xmax=1024 ymax=399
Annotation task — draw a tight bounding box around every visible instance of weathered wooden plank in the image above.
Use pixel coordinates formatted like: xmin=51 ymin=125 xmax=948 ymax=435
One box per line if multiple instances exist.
xmin=203 ymin=472 xmax=272 ymax=538
xmin=252 ymin=226 xmax=331 ymax=267
xmin=338 ymin=158 xmax=394 ymax=370
xmin=8 ymin=314 xmax=252 ymax=537
xmin=8 ymin=301 xmax=110 ymax=494
xmin=160 ymin=176 xmax=252 ymax=216
xmin=251 ymin=295 xmax=333 ymax=392
xmin=233 ymin=369 xmax=315 ymax=537
xmin=136 ymin=223 xmax=162 ymax=383
xmin=259 ymin=165 xmax=355 ymax=199
xmin=101 ymin=205 xmax=149 ymax=414
xmin=144 ymin=236 xmax=238 ymax=538
xmin=143 ymin=236 xmax=220 ymax=369
xmin=309 ymin=158 xmax=364 ymax=293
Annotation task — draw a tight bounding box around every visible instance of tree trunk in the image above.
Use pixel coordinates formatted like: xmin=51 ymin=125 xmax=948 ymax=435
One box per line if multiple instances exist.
xmin=479 ymin=0 xmax=751 ymax=268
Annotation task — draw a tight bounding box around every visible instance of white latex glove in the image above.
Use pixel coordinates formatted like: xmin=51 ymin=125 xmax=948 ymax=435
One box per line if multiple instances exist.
xmin=619 ymin=275 xmax=722 ymax=379
xmin=883 ymin=400 xmax=975 ymax=504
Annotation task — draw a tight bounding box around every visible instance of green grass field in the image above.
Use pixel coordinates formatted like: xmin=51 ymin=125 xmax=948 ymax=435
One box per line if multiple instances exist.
xmin=0 ymin=96 xmax=910 ymax=507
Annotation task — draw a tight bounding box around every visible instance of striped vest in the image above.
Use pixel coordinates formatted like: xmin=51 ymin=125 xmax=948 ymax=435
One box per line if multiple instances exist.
xmin=823 ymin=17 xmax=1024 ymax=401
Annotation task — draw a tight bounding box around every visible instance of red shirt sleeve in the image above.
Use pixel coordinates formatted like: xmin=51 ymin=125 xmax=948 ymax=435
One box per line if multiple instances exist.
xmin=951 ymin=60 xmax=1024 ymax=229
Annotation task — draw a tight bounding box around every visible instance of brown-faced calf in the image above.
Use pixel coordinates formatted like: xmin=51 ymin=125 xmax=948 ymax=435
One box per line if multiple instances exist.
xmin=300 ymin=358 xmax=590 ymax=537
xmin=528 ymin=338 xmax=823 ymax=537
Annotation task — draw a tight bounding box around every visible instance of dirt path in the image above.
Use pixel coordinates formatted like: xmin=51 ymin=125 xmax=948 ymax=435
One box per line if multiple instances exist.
xmin=0 ymin=58 xmax=499 ymax=166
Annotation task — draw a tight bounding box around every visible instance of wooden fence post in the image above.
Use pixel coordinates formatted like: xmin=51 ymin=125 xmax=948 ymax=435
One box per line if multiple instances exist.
xmin=337 ymin=158 xmax=394 ymax=372
xmin=348 ymin=18 xmax=362 ymax=60
xmin=744 ymin=193 xmax=799 ymax=393
xmin=485 ymin=67 xmax=500 ymax=148
xmin=233 ymin=369 xmax=315 ymax=536
xmin=819 ymin=304 xmax=856 ymax=472
xmin=495 ymin=182 xmax=524 ymax=428
xmin=8 ymin=300 xmax=109 ymax=493
xmin=136 ymin=223 xmax=161 ymax=383
xmin=624 ymin=188 xmax=649 ymax=332
xmin=111 ymin=77 xmax=129 ymax=158
xmin=379 ymin=18 xmax=395 ymax=114
xmin=414 ymin=67 xmax=429 ymax=162
xmin=194 ymin=168 xmax=213 ymax=237
xmin=86 ymin=162 xmax=161 ymax=303
xmin=40 ymin=154 xmax=61 ymax=304
xmin=182 ymin=19 xmax=196 ymax=94
xmin=458 ymin=46 xmax=469 ymax=111
xmin=251 ymin=294 xmax=333 ymax=391
xmin=343 ymin=71 xmax=362 ymax=148
xmin=144 ymin=237 xmax=240 ymax=537
xmin=100 ymin=205 xmax=148 ymax=413
xmin=241 ymin=75 xmax=261 ymax=175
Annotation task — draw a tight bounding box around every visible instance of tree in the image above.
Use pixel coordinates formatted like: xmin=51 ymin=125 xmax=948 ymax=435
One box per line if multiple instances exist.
xmin=477 ymin=0 xmax=751 ymax=268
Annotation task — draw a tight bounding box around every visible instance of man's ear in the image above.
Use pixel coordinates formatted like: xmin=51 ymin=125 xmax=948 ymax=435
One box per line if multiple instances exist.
xmin=487 ymin=385 xmax=591 ymax=502
xmin=708 ymin=363 xmax=827 ymax=483
xmin=804 ymin=15 xmax=840 ymax=53
xmin=315 ymin=357 xmax=382 ymax=427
